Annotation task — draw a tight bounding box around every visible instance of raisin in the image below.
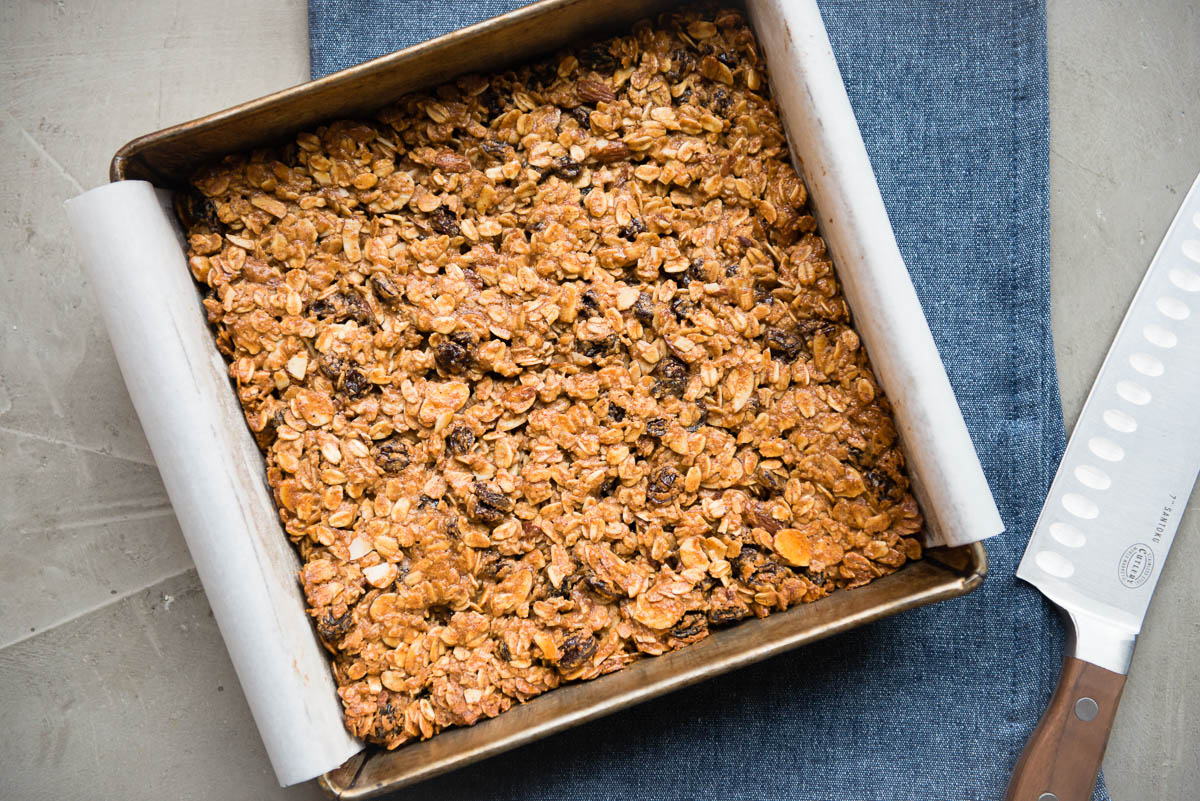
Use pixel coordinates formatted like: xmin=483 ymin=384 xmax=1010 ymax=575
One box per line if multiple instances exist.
xmin=651 ymin=355 xmax=688 ymax=398
xmin=318 ymin=355 xmax=345 ymax=381
xmin=479 ymin=89 xmax=504 ymax=118
xmin=665 ymin=49 xmax=694 ymax=83
xmin=480 ymin=139 xmax=507 ymax=160
xmin=341 ymin=367 xmax=370 ymax=398
xmin=716 ymin=49 xmax=738 ymax=67
xmin=174 ymin=190 xmax=222 ymax=231
xmin=446 ymin=425 xmax=475 ymax=455
xmin=376 ymin=438 xmax=410 ymax=472
xmin=470 ymin=481 xmax=512 ymax=525
xmin=550 ymin=572 xmax=582 ymax=599
xmin=669 ymin=296 xmax=693 ymax=321
xmin=553 ymin=156 xmax=582 ymax=179
xmin=556 ymin=633 xmax=598 ymax=672
xmin=580 ymin=288 xmax=600 ymax=314
xmin=866 ymin=468 xmax=898 ymax=499
xmin=796 ymin=318 xmax=841 ymax=339
xmin=725 ymin=264 xmax=739 ymax=277
xmin=315 ymin=608 xmax=354 ymax=641
xmin=646 ymin=466 xmax=681 ymax=504
xmin=430 ymin=207 xmax=461 ymax=237
xmin=733 ymin=545 xmax=787 ymax=588
xmin=764 ymin=326 xmax=803 ymax=362
xmin=712 ymin=87 xmax=732 ymax=115
xmin=496 ymin=640 xmax=512 ymax=661
xmin=307 ymin=292 xmax=373 ymax=326
xmin=370 ymin=273 xmax=402 ymax=306
xmin=372 ymin=706 xmax=400 ymax=740
xmin=434 ymin=339 xmax=471 ymax=373
xmin=575 ymin=336 xmax=614 ymax=358
xmin=417 ymin=494 xmax=438 ymax=509
xmin=585 ymin=572 xmax=620 ymax=600
xmin=607 ymin=403 xmax=626 ymax=422
xmin=528 ymin=61 xmax=557 ymax=89
xmin=633 ymin=292 xmax=655 ymax=325
xmin=669 ymin=612 xmax=708 ymax=643
xmin=617 ymin=218 xmax=645 ymax=241
xmin=578 ymin=42 xmax=617 ymax=73
xmin=471 ymin=505 xmax=504 ymax=525
xmin=342 ymin=292 xmax=374 ymax=326
xmin=746 ymin=502 xmax=783 ymax=534
xmin=645 ymin=417 xmax=668 ymax=437
xmin=568 ymin=105 xmax=593 ymax=129
xmin=598 ymin=476 xmax=618 ymax=497
xmin=307 ymin=297 xmax=335 ymax=318
xmin=707 ymin=595 xmax=750 ymax=626
xmin=475 ymin=549 xmax=502 ymax=579
xmin=659 ymin=355 xmax=687 ymax=382
xmin=749 ymin=467 xmax=785 ymax=500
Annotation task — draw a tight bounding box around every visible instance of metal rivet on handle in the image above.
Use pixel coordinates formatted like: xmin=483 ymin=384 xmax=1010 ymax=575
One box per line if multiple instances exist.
xmin=1039 ymin=793 xmax=1059 ymax=801
xmin=1075 ymin=697 xmax=1100 ymax=722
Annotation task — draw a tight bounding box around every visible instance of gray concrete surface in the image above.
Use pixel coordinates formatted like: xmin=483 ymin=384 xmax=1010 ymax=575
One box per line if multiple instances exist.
xmin=0 ymin=1 xmax=1195 ymax=799
xmin=1048 ymin=2 xmax=1200 ymax=798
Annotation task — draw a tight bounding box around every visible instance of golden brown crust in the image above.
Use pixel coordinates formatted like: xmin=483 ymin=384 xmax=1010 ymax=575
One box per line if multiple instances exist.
xmin=179 ymin=6 xmax=922 ymax=750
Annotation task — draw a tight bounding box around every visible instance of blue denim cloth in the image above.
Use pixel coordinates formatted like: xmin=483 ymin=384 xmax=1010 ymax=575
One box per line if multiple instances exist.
xmin=310 ymin=2 xmax=1105 ymax=798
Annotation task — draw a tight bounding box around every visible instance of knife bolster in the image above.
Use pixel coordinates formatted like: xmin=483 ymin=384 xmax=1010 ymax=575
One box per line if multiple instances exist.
xmin=1064 ymin=606 xmax=1136 ymax=674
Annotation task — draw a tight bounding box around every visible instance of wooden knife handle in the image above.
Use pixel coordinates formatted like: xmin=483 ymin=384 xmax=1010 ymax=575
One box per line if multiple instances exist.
xmin=1004 ymin=656 xmax=1127 ymax=801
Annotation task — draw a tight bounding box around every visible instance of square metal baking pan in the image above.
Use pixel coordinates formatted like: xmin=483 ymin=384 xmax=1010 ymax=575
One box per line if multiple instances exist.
xmin=109 ymin=0 xmax=989 ymax=796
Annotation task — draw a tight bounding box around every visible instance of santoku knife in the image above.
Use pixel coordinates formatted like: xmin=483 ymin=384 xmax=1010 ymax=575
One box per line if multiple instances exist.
xmin=1005 ymin=169 xmax=1200 ymax=801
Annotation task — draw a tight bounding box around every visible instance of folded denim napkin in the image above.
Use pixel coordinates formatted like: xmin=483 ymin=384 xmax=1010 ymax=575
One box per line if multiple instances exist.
xmin=309 ymin=1 xmax=1104 ymax=797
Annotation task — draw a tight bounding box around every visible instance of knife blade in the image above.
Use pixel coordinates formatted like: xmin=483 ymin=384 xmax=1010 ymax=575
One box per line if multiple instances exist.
xmin=1006 ymin=169 xmax=1200 ymax=801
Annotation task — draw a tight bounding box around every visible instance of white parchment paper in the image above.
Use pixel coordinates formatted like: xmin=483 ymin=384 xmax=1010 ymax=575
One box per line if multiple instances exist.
xmin=748 ymin=0 xmax=1005 ymax=548
xmin=65 ymin=181 xmax=363 ymax=786
xmin=63 ymin=0 xmax=1001 ymax=785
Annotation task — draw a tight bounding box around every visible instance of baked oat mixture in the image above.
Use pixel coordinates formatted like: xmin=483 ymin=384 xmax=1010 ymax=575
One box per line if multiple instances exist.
xmin=178 ymin=6 xmax=923 ymax=749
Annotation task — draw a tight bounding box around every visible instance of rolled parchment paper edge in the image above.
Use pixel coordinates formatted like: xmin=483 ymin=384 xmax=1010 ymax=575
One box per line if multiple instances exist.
xmin=65 ymin=180 xmax=363 ymax=786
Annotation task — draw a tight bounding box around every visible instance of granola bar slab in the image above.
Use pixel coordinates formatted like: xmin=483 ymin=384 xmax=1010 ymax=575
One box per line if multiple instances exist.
xmin=177 ymin=5 xmax=923 ymax=749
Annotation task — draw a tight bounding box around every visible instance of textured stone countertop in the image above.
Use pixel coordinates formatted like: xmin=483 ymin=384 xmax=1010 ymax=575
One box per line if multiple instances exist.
xmin=1 ymin=1 xmax=1196 ymax=798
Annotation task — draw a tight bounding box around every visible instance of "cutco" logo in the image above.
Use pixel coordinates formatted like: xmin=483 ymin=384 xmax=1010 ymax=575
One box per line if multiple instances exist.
xmin=1118 ymin=543 xmax=1154 ymax=589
